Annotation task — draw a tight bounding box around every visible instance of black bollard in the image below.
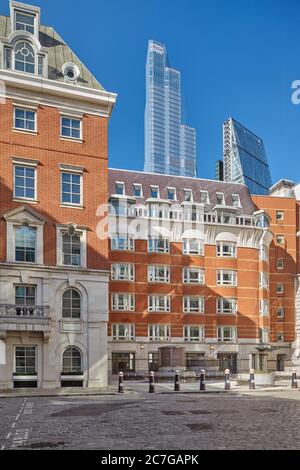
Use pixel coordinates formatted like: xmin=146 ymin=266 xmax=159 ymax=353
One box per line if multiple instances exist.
xmin=292 ymin=369 xmax=298 ymax=389
xmin=149 ymin=371 xmax=155 ymax=393
xmin=225 ymin=368 xmax=231 ymax=390
xmin=200 ymin=369 xmax=206 ymax=391
xmin=174 ymin=370 xmax=180 ymax=392
xmin=249 ymin=368 xmax=255 ymax=390
xmin=118 ymin=371 xmax=124 ymax=393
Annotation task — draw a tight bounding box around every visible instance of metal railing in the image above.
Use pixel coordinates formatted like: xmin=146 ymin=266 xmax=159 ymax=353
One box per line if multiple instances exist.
xmin=0 ymin=304 xmax=50 ymax=318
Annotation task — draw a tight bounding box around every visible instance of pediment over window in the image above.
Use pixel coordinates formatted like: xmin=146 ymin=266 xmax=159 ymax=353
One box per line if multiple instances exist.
xmin=3 ymin=205 xmax=46 ymax=225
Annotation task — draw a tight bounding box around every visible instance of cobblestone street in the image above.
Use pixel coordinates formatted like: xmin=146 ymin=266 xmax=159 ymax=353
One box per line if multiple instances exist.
xmin=1 ymin=382 xmax=300 ymax=450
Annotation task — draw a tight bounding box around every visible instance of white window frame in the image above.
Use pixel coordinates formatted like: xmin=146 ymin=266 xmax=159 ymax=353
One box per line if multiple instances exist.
xmin=148 ymin=266 xmax=170 ymax=283
xmin=14 ymin=163 xmax=37 ymax=202
xmin=183 ymin=189 xmax=193 ymax=202
xmin=133 ymin=183 xmax=142 ymax=198
xmin=111 ymin=236 xmax=135 ymax=251
xmin=216 ymin=241 xmax=237 ymax=258
xmin=112 ymin=324 xmax=135 ymax=341
xmin=183 ymin=296 xmax=205 ymax=313
xmin=200 ymin=190 xmax=209 ymax=204
xmin=260 ymin=299 xmax=269 ymax=316
xmin=276 ymin=258 xmax=284 ymax=270
xmin=60 ymin=170 xmax=83 ymax=207
xmin=217 ymin=298 xmax=237 ymax=314
xmin=111 ymin=264 xmax=135 ymax=281
xmin=183 ymin=267 xmax=204 ymax=285
xmin=276 ymin=211 xmax=284 ymax=222
xmin=148 ymin=295 xmax=170 ymax=312
xmin=148 ymin=325 xmax=170 ymax=342
xmin=216 ymin=192 xmax=225 ymax=206
xmin=14 ymin=106 xmax=37 ymax=133
xmin=184 ymin=325 xmax=205 ymax=342
xmin=276 ymin=235 xmax=285 ymax=244
xmin=259 ymin=272 xmax=269 ymax=289
xmin=150 ymin=185 xmax=160 ymax=199
xmin=217 ymin=270 xmax=237 ymax=286
xmin=148 ymin=238 xmax=170 ymax=253
xmin=112 ymin=294 xmax=135 ymax=312
xmin=232 ymin=194 xmax=241 ymax=207
xmin=115 ymin=181 xmax=125 ymax=196
xmin=60 ymin=115 xmax=82 ymax=141
xmin=276 ymin=332 xmax=284 ymax=342
xmin=14 ymin=345 xmax=37 ymax=375
xmin=276 ymin=283 xmax=285 ymax=294
xmin=217 ymin=326 xmax=237 ymax=343
xmin=183 ymin=239 xmax=204 ymax=256
xmin=277 ymin=307 xmax=285 ymax=319
xmin=167 ymin=187 xmax=177 ymax=201
xmin=56 ymin=226 xmax=87 ymax=268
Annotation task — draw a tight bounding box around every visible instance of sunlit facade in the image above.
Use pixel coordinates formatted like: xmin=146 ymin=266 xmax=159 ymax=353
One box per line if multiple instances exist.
xmin=223 ymin=118 xmax=272 ymax=195
xmin=144 ymin=40 xmax=196 ymax=177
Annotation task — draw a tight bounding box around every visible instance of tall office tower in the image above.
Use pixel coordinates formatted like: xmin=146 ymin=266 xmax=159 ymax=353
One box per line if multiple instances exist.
xmin=215 ymin=160 xmax=224 ymax=181
xmin=0 ymin=0 xmax=116 ymax=391
xmin=223 ymin=118 xmax=272 ymax=195
xmin=144 ymin=40 xmax=197 ymax=177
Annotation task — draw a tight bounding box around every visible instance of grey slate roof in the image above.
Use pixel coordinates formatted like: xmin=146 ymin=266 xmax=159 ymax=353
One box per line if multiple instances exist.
xmin=0 ymin=14 xmax=104 ymax=91
xmin=108 ymin=169 xmax=256 ymax=215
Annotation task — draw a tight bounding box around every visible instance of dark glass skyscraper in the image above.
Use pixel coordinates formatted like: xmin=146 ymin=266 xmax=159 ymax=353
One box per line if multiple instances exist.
xmin=223 ymin=118 xmax=272 ymax=195
xmin=144 ymin=40 xmax=196 ymax=177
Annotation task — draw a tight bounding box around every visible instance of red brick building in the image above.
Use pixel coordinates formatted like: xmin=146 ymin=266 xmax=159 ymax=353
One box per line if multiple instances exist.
xmin=108 ymin=170 xmax=299 ymax=376
xmin=0 ymin=1 xmax=116 ymax=390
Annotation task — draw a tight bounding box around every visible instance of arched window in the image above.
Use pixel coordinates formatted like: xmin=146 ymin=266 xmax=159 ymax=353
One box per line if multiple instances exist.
xmin=62 ymin=347 xmax=82 ymax=374
xmin=15 ymin=225 xmax=36 ymax=262
xmin=14 ymin=41 xmax=35 ymax=74
xmin=62 ymin=289 xmax=81 ymax=319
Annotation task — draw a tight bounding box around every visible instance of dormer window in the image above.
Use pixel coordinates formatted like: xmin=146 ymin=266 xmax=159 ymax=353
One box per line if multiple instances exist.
xmin=115 ymin=182 xmax=125 ymax=196
xmin=184 ymin=189 xmax=193 ymax=202
xmin=167 ymin=187 xmax=176 ymax=201
xmin=150 ymin=185 xmax=159 ymax=199
xmin=200 ymin=191 xmax=209 ymax=204
xmin=11 ymin=2 xmax=40 ymax=38
xmin=15 ymin=41 xmax=35 ymax=74
xmin=216 ymin=192 xmax=225 ymax=205
xmin=15 ymin=10 xmax=35 ymax=34
xmin=232 ymin=194 xmax=241 ymax=207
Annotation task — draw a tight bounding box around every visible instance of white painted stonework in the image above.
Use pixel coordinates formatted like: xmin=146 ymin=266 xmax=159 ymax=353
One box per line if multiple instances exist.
xmin=0 ymin=264 xmax=109 ymax=390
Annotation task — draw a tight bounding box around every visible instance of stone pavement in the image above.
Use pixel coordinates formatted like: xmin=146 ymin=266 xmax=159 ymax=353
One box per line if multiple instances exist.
xmin=1 ymin=380 xmax=300 ymax=450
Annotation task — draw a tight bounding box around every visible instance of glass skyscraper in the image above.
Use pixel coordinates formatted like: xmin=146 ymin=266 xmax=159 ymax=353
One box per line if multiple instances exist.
xmin=144 ymin=40 xmax=197 ymax=177
xmin=223 ymin=117 xmax=272 ymax=195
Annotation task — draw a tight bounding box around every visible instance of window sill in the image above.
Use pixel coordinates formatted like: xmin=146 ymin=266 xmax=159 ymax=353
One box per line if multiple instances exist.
xmin=60 ymin=204 xmax=84 ymax=210
xmin=13 ymin=197 xmax=39 ymax=205
xmin=13 ymin=128 xmax=38 ymax=136
xmin=60 ymin=136 xmax=83 ymax=143
xmin=59 ymin=264 xmax=85 ymax=269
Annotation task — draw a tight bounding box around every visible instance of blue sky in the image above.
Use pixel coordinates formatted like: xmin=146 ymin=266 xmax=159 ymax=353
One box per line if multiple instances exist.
xmin=4 ymin=0 xmax=300 ymax=183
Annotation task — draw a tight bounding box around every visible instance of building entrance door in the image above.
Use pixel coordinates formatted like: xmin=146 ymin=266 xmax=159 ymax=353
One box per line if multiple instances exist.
xmin=277 ymin=354 xmax=286 ymax=371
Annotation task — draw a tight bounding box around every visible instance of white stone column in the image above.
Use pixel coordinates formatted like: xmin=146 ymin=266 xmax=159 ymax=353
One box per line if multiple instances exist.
xmin=87 ymin=321 xmax=108 ymax=388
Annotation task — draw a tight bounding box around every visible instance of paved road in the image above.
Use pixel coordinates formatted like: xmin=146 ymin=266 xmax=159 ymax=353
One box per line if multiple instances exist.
xmin=1 ymin=382 xmax=300 ymax=450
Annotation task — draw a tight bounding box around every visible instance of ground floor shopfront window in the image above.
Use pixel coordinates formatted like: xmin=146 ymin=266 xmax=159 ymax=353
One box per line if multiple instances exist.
xmin=217 ymin=353 xmax=237 ymax=373
xmin=112 ymin=353 xmax=135 ymax=374
xmin=185 ymin=353 xmax=205 ymax=369
xmin=251 ymin=353 xmax=268 ymax=372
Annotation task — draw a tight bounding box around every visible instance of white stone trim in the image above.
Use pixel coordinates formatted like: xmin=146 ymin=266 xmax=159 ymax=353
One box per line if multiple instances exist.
xmin=56 ymin=226 xmax=87 ymax=269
